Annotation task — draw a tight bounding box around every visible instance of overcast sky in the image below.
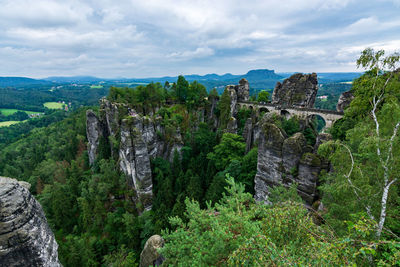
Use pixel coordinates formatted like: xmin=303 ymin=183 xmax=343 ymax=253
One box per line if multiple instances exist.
xmin=0 ymin=0 xmax=399 ymax=78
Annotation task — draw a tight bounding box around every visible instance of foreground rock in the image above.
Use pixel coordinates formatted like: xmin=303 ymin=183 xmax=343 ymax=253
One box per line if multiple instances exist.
xmin=0 ymin=177 xmax=61 ymax=267
xmin=254 ymin=115 xmax=330 ymax=205
xmin=272 ymin=73 xmax=318 ymax=108
xmin=139 ymin=235 xmax=165 ymax=267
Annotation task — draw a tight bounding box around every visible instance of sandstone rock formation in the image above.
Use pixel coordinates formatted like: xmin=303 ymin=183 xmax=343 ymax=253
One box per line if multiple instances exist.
xmin=86 ymin=110 xmax=103 ymax=165
xmin=226 ymin=117 xmax=238 ymax=134
xmin=254 ymin=114 xmax=330 ymax=205
xmin=226 ymin=85 xmax=238 ymax=117
xmin=242 ymin=118 xmax=253 ymax=153
xmin=86 ymin=98 xmax=189 ymax=212
xmin=237 ymin=78 xmax=250 ymax=101
xmin=272 ymin=73 xmax=318 ymax=108
xmin=0 ymin=177 xmax=61 ymax=267
xmin=139 ymin=235 xmax=165 ymax=267
xmin=226 ymin=78 xmax=250 ymax=103
xmin=119 ymin=118 xmax=153 ymax=211
xmin=336 ymin=91 xmax=354 ymax=112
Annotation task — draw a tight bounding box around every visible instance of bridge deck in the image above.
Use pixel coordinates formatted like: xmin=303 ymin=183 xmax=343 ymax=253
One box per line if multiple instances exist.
xmin=238 ymin=101 xmax=344 ymax=116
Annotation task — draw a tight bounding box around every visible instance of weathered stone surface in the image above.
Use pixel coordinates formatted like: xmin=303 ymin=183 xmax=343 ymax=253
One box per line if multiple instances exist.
xmin=297 ymin=153 xmax=321 ymax=204
xmin=139 ymin=235 xmax=165 ymax=267
xmin=313 ymin=133 xmax=333 ymax=152
xmin=226 ymin=117 xmax=238 ymax=134
xmin=242 ymin=118 xmax=253 ymax=153
xmin=0 ymin=177 xmax=61 ymax=267
xmin=336 ymin=91 xmax=354 ymax=112
xmin=87 ymin=98 xmax=186 ymax=211
xmin=226 ymin=78 xmax=250 ymax=104
xmin=237 ymin=78 xmax=250 ymax=101
xmin=119 ymin=118 xmax=153 ymax=212
xmin=254 ymin=115 xmax=325 ymax=205
xmin=254 ymin=117 xmax=286 ymax=204
xmin=272 ymin=73 xmax=318 ymax=108
xmin=208 ymin=95 xmax=219 ymax=130
xmin=282 ymin=133 xmax=307 ymax=176
xmin=226 ymin=85 xmax=238 ymax=117
xmin=86 ymin=110 xmax=102 ymax=165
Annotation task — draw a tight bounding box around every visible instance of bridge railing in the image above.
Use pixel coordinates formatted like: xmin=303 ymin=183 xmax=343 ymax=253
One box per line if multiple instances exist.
xmin=237 ymin=101 xmax=344 ymax=116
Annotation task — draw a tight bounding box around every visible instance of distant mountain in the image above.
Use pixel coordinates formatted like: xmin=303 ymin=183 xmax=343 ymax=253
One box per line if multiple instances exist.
xmin=2 ymin=70 xmax=362 ymax=92
xmin=44 ymin=76 xmax=104 ymax=83
xmin=127 ymin=69 xmax=283 ymax=93
xmin=316 ymin=72 xmax=362 ymax=83
xmin=0 ymin=77 xmax=52 ymax=87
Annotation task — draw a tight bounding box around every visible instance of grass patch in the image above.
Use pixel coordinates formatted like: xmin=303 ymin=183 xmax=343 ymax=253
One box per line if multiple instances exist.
xmin=44 ymin=102 xmax=65 ymax=109
xmin=90 ymin=85 xmax=103 ymax=89
xmin=0 ymin=108 xmax=38 ymax=116
xmin=0 ymin=121 xmax=21 ymax=127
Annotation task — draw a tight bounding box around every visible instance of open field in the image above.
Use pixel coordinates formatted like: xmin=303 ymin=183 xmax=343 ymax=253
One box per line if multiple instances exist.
xmin=0 ymin=108 xmax=38 ymax=116
xmin=90 ymin=85 xmax=103 ymax=89
xmin=43 ymin=102 xmax=65 ymax=109
xmin=0 ymin=121 xmax=20 ymax=127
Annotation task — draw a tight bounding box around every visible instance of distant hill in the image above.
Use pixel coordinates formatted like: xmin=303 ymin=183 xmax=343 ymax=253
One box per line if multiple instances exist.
xmin=44 ymin=76 xmax=104 ymax=83
xmin=126 ymin=69 xmax=284 ymax=93
xmin=0 ymin=77 xmax=52 ymax=87
xmin=1 ymin=70 xmax=363 ymax=93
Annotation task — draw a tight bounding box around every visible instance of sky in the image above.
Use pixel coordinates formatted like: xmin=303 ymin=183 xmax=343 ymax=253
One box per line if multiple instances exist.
xmin=0 ymin=0 xmax=399 ymax=78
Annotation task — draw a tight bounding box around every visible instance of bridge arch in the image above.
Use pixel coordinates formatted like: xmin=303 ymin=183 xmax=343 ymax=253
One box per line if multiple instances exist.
xmin=307 ymin=114 xmax=326 ymax=132
xmin=259 ymin=107 xmax=269 ymax=114
xmin=281 ymin=110 xmax=291 ymax=119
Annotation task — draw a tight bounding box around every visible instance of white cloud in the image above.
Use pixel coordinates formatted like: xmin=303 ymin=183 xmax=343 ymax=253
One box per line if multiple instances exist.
xmin=168 ymin=47 xmax=215 ymax=60
xmin=0 ymin=0 xmax=398 ymax=77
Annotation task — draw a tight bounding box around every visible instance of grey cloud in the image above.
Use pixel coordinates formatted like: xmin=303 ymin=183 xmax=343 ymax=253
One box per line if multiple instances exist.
xmin=0 ymin=0 xmax=399 ymax=77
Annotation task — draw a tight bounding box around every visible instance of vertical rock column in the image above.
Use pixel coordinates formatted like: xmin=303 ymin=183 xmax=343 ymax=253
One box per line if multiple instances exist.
xmin=0 ymin=177 xmax=61 ymax=267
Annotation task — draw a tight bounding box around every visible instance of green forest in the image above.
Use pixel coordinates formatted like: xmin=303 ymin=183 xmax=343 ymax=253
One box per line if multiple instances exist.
xmin=0 ymin=49 xmax=399 ymax=266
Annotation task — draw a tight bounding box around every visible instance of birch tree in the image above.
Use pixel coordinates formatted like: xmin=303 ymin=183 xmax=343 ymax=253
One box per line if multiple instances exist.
xmin=319 ymin=48 xmax=400 ymax=239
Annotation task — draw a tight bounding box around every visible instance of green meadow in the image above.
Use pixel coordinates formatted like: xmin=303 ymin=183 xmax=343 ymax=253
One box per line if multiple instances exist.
xmin=0 ymin=108 xmax=38 ymax=116
xmin=43 ymin=102 xmax=65 ymax=109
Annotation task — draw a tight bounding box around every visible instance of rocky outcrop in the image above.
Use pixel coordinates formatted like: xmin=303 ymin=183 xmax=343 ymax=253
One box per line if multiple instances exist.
xmin=226 ymin=117 xmax=238 ymax=134
xmin=242 ymin=118 xmax=253 ymax=153
xmin=86 ymin=98 xmax=187 ymax=211
xmin=139 ymin=235 xmax=165 ymax=267
xmin=226 ymin=78 xmax=250 ymax=103
xmin=336 ymin=91 xmax=354 ymax=112
xmin=254 ymin=114 xmax=329 ymax=205
xmin=86 ymin=110 xmax=103 ymax=165
xmin=237 ymin=78 xmax=250 ymax=101
xmin=119 ymin=118 xmax=153 ymax=211
xmin=224 ymin=79 xmax=250 ymax=133
xmin=272 ymin=73 xmax=318 ymax=108
xmin=0 ymin=177 xmax=61 ymax=267
xmin=226 ymin=85 xmax=238 ymax=117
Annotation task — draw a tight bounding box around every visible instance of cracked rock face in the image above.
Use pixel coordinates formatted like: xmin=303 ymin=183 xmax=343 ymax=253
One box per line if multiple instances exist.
xmin=254 ymin=115 xmax=328 ymax=205
xmin=336 ymin=91 xmax=354 ymax=112
xmin=86 ymin=110 xmax=102 ymax=165
xmin=86 ymin=98 xmax=188 ymax=211
xmin=119 ymin=118 xmax=153 ymax=212
xmin=0 ymin=177 xmax=61 ymax=267
xmin=272 ymin=73 xmax=318 ymax=108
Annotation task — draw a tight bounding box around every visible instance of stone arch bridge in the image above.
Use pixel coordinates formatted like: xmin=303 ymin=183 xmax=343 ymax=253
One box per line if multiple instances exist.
xmin=238 ymin=101 xmax=344 ymax=130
